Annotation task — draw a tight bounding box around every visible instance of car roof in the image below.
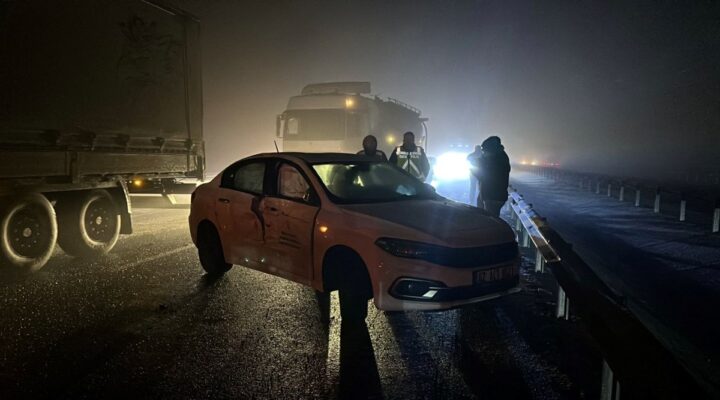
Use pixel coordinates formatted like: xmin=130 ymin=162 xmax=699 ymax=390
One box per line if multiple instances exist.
xmin=249 ymin=152 xmax=376 ymax=164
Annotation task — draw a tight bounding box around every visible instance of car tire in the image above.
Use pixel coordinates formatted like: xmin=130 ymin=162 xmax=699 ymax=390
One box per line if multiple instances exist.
xmin=196 ymin=222 xmax=231 ymax=276
xmin=0 ymin=193 xmax=58 ymax=273
xmin=57 ymin=190 xmax=121 ymax=258
xmin=336 ymin=252 xmax=372 ymax=324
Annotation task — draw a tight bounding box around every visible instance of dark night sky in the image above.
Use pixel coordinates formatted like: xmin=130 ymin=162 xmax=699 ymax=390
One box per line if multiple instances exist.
xmin=174 ymin=0 xmax=720 ymax=180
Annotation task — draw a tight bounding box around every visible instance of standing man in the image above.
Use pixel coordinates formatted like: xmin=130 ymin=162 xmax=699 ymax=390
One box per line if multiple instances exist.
xmin=479 ymin=136 xmax=510 ymax=217
xmin=357 ymin=135 xmax=387 ymax=161
xmin=467 ymin=145 xmax=482 ymax=206
xmin=389 ymin=131 xmax=430 ymax=181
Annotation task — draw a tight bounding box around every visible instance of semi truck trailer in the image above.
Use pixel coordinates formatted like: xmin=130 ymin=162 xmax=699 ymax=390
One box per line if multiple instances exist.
xmin=0 ymin=0 xmax=203 ymax=272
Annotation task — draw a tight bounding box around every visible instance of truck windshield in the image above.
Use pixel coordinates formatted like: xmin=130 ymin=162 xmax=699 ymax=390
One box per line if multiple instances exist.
xmin=284 ymin=110 xmax=345 ymax=140
xmin=312 ymin=162 xmax=438 ymax=204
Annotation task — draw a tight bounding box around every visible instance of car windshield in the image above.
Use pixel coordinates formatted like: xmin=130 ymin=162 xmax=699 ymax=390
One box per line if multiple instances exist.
xmin=312 ymin=162 xmax=438 ymax=204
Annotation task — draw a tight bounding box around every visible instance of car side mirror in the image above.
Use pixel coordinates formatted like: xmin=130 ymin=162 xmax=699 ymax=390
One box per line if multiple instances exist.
xmin=303 ymin=189 xmax=320 ymax=206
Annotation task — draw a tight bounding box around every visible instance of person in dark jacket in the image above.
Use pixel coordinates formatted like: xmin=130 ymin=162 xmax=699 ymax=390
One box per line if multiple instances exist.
xmin=388 ymin=131 xmax=430 ymax=181
xmin=479 ymin=136 xmax=510 ymax=216
xmin=357 ymin=135 xmax=387 ymax=161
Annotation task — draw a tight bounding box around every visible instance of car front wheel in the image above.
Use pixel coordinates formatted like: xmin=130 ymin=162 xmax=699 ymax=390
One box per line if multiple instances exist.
xmin=334 ymin=251 xmax=372 ymax=324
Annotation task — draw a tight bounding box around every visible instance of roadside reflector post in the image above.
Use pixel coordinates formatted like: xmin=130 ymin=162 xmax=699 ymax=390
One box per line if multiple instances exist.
xmin=635 ymin=188 xmax=641 ymax=207
xmin=654 ymin=188 xmax=661 ymax=213
xmin=679 ymin=193 xmax=686 ymax=221
xmin=535 ymin=249 xmax=544 ymax=273
xmin=713 ymin=199 xmax=720 ymax=233
xmin=556 ymin=285 xmax=569 ymax=320
xmin=618 ymin=184 xmax=625 ymax=202
xmin=600 ymin=360 xmax=621 ymax=400
xmin=596 ymin=181 xmax=601 ymax=194
xmin=607 ymin=183 xmax=612 ymax=197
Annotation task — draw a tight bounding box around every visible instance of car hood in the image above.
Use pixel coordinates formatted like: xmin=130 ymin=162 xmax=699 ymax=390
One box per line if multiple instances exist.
xmin=340 ymin=200 xmax=513 ymax=245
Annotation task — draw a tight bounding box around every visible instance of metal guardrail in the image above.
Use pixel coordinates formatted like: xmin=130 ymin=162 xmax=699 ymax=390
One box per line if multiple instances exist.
xmin=527 ymin=165 xmax=720 ymax=233
xmin=506 ymin=188 xmax=713 ymax=399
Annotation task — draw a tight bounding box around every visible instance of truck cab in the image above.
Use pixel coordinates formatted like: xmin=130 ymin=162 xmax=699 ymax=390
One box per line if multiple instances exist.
xmin=276 ymin=82 xmax=428 ymax=155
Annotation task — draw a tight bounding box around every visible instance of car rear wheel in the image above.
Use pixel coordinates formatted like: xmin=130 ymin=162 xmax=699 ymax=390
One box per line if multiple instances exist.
xmin=0 ymin=193 xmax=58 ymax=273
xmin=197 ymin=222 xmax=231 ymax=276
xmin=57 ymin=190 xmax=121 ymax=258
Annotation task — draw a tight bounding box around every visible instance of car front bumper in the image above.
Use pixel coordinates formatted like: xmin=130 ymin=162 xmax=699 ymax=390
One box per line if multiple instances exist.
xmin=369 ymin=253 xmax=521 ymax=311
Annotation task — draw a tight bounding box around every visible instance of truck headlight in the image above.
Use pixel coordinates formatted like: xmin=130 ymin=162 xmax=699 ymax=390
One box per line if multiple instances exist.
xmin=434 ymin=151 xmax=471 ymax=182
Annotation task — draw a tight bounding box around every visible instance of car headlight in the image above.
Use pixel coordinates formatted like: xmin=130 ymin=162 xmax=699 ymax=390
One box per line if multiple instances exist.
xmin=375 ymin=238 xmax=437 ymax=259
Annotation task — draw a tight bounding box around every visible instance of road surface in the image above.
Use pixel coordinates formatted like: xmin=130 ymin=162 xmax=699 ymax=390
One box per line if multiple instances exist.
xmin=508 ymin=170 xmax=720 ymax=394
xmin=0 ymin=204 xmax=601 ymax=399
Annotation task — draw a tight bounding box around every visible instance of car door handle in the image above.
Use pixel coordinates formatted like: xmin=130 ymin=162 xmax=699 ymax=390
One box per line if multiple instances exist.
xmin=218 ymin=198 xmax=230 ymax=203
xmin=268 ymin=207 xmax=279 ymax=212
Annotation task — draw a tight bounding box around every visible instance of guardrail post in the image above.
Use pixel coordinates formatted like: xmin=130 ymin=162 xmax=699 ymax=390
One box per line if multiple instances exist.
xmin=679 ymin=193 xmax=686 ymax=221
xmin=515 ymin=215 xmax=522 ymax=231
xmin=596 ymin=181 xmax=600 ymax=194
xmin=535 ymin=249 xmax=544 ymax=273
xmin=600 ymin=360 xmax=621 ymax=400
xmin=654 ymin=188 xmax=661 ymax=213
xmin=607 ymin=183 xmax=612 ymax=197
xmin=618 ymin=185 xmax=625 ymax=202
xmin=713 ymin=200 xmax=719 ymax=233
xmin=634 ymin=188 xmax=641 ymax=207
xmin=522 ymin=229 xmax=529 ymax=247
xmin=556 ymin=286 xmax=569 ymax=320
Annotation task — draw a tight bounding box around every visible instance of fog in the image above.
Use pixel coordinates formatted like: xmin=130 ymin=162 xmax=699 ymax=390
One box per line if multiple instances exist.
xmin=174 ymin=0 xmax=720 ymax=181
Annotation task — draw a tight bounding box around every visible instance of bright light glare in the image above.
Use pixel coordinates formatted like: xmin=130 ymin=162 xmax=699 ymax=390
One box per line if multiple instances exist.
xmin=433 ymin=152 xmax=471 ymax=181
xmin=345 ymin=98 xmax=354 ymax=108
xmin=386 ymin=134 xmax=395 ymax=144
xmin=531 ymin=160 xmax=538 ymax=166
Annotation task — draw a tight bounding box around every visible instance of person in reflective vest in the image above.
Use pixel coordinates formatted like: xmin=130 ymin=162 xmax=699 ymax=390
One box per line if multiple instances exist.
xmin=389 ymin=131 xmax=430 ymax=181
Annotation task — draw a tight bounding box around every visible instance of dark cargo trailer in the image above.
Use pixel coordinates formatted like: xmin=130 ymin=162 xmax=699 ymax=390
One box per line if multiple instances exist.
xmin=0 ymin=0 xmax=204 ymax=272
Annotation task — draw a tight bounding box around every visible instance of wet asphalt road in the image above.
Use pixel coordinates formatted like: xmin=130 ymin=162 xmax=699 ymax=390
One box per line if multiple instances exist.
xmin=0 ymin=202 xmax=601 ymax=400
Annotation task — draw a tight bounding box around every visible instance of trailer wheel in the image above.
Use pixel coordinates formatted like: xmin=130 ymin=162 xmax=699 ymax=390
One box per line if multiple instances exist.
xmin=0 ymin=193 xmax=58 ymax=273
xmin=57 ymin=190 xmax=121 ymax=258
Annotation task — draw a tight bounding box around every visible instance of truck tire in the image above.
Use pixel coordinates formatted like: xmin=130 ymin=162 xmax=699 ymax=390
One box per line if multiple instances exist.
xmin=57 ymin=190 xmax=121 ymax=258
xmin=196 ymin=222 xmax=231 ymax=275
xmin=0 ymin=193 xmax=58 ymax=273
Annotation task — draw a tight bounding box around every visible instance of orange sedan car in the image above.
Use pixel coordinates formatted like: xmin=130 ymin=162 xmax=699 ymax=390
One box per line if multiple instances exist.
xmin=189 ymin=153 xmax=519 ymax=321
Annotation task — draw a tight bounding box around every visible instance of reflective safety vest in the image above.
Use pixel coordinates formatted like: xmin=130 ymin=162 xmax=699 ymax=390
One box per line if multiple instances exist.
xmin=395 ymin=146 xmax=425 ymax=180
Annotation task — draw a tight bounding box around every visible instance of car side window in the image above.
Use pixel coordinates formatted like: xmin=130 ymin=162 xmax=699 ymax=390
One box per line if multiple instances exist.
xmin=278 ymin=164 xmax=311 ymax=202
xmin=222 ymin=162 xmax=265 ymax=194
